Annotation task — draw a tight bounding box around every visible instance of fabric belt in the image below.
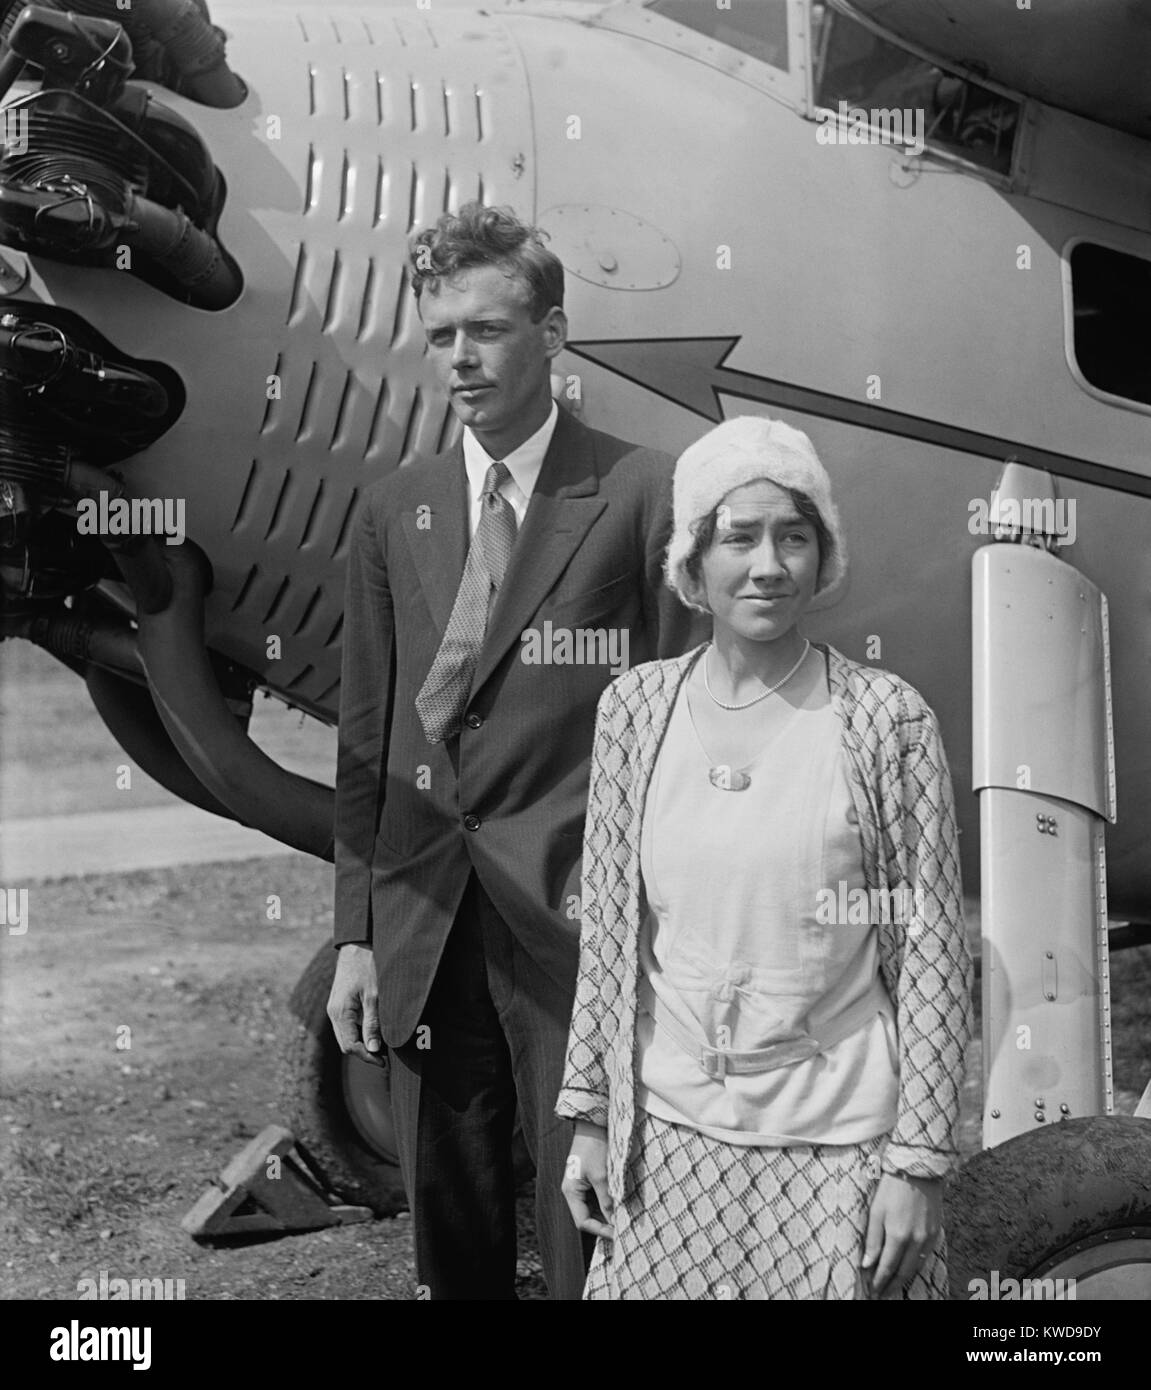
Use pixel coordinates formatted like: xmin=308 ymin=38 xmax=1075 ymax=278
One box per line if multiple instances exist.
xmin=643 ymin=975 xmax=892 ymax=1080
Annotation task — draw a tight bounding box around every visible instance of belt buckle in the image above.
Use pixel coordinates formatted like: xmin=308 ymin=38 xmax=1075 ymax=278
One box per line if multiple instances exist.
xmin=701 ymin=1049 xmax=727 ymax=1080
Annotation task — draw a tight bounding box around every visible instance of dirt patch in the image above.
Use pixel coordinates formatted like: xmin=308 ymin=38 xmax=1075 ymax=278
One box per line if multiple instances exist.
xmin=0 ymin=857 xmax=544 ymax=1300
xmin=2 ymin=855 xmax=1147 ymax=1301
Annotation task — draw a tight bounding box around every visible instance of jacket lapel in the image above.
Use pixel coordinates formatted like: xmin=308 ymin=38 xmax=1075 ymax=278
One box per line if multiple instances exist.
xmin=471 ymin=409 xmax=606 ymax=694
xmin=606 ymin=647 xmax=705 ymax=1201
xmin=400 ymin=443 xmax=469 ymax=634
xmin=822 ymin=643 xmax=886 ymax=889
xmin=628 ymin=647 xmax=706 ymax=847
xmin=618 ymin=651 xmax=704 ymax=971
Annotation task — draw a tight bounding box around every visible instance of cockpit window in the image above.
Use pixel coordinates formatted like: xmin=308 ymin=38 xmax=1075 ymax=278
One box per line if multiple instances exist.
xmin=813 ymin=4 xmax=1019 ymax=175
xmin=644 ymin=0 xmax=788 ymax=71
xmin=1067 ymin=243 xmax=1151 ymax=409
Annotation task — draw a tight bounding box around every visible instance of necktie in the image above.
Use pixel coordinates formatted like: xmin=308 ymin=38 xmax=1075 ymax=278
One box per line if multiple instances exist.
xmin=415 ymin=460 xmax=517 ymax=744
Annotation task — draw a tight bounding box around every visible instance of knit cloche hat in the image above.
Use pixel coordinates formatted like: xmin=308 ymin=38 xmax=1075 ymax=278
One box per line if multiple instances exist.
xmin=664 ymin=415 xmax=849 ymax=612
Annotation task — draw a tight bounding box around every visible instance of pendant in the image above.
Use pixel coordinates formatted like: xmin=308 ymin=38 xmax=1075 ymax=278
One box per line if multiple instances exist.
xmin=708 ymin=766 xmax=752 ymax=791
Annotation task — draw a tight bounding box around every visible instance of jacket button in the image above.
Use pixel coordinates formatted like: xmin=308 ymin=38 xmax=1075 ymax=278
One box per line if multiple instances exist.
xmin=464 ymin=712 xmax=483 ymax=729
xmin=463 ymin=814 xmax=481 ymax=831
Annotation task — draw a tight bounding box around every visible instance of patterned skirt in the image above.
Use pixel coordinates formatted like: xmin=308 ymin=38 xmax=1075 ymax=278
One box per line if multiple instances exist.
xmin=583 ymin=1112 xmax=948 ymax=1300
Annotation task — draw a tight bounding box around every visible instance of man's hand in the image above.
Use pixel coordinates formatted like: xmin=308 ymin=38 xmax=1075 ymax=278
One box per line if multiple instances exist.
xmin=326 ymin=943 xmax=386 ymax=1067
xmin=861 ymin=1171 xmax=943 ymax=1299
xmin=561 ymin=1120 xmax=614 ymax=1239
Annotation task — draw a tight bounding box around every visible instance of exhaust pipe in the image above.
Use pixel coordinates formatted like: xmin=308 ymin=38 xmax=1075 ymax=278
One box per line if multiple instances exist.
xmin=123 ymin=537 xmax=336 ymax=861
xmin=57 ymin=465 xmax=334 ymax=861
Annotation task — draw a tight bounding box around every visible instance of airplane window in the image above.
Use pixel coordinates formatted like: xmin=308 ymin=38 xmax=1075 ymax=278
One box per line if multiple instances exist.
xmin=644 ymin=0 xmax=788 ymax=70
xmin=1069 ymin=243 xmax=1151 ymax=408
xmin=814 ymin=8 xmax=1018 ymax=175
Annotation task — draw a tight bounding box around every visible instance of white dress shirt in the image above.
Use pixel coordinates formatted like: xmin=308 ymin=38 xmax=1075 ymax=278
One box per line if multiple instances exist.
xmin=462 ymin=400 xmax=558 ymax=534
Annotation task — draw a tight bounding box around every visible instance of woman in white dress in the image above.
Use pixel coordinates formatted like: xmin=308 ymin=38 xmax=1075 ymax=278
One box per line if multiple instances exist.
xmin=557 ymin=416 xmax=973 ymax=1300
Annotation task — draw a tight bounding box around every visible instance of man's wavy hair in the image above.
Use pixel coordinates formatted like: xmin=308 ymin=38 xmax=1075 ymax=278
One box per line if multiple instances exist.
xmin=409 ymin=202 xmax=564 ymax=322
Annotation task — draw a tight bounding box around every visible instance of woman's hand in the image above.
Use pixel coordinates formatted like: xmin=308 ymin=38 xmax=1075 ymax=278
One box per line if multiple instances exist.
xmin=861 ymin=1171 xmax=943 ymax=1298
xmin=561 ymin=1120 xmax=614 ymax=1239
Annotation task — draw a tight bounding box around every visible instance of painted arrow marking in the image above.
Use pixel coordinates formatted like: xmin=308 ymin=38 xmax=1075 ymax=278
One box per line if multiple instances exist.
xmin=565 ymin=335 xmax=1151 ymax=499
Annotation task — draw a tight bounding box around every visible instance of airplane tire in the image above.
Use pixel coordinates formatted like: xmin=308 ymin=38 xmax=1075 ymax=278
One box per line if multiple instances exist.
xmin=945 ymin=1116 xmax=1151 ymax=1300
xmin=280 ymin=943 xmax=535 ymax=1218
xmin=279 ymin=944 xmax=409 ymax=1216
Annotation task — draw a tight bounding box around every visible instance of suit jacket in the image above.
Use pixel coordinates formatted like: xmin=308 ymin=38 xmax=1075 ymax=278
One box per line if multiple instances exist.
xmin=556 ymin=644 xmax=975 ymax=1203
xmin=333 ymin=406 xmax=706 ymax=1044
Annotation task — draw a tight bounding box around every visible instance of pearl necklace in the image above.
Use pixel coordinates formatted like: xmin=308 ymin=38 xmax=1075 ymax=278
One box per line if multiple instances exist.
xmin=703 ymin=639 xmax=811 ymax=710
xmin=701 ymin=641 xmax=811 ymax=790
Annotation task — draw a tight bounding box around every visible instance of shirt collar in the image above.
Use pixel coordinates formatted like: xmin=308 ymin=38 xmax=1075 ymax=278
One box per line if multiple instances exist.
xmin=462 ymin=400 xmax=558 ymax=502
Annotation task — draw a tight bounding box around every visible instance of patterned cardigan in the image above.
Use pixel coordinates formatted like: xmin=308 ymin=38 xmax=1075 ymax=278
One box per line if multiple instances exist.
xmin=555 ymin=642 xmax=975 ymax=1202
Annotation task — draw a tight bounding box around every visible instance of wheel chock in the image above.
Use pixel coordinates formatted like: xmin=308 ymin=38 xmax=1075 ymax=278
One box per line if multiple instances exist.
xmin=181 ymin=1124 xmax=374 ymax=1240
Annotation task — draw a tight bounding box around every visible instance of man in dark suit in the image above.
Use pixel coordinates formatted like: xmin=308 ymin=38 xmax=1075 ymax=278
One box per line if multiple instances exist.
xmin=327 ymin=202 xmax=703 ymax=1300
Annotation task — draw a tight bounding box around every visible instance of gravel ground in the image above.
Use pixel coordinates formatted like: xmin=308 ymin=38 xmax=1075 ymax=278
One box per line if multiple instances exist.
xmin=2 ymin=643 xmax=1148 ymax=1302
xmin=0 ymin=856 xmax=546 ymax=1301
xmin=3 ymin=854 xmax=1148 ymax=1301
